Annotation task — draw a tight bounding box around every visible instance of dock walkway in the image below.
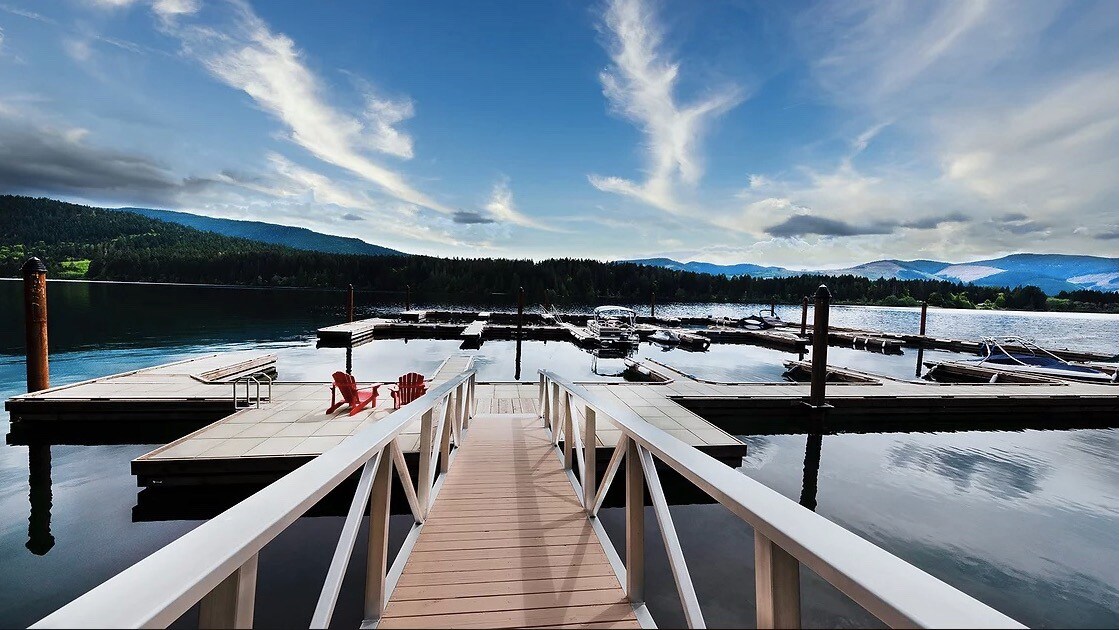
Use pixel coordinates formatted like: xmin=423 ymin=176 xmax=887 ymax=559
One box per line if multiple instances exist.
xmin=379 ymin=413 xmax=638 ymax=629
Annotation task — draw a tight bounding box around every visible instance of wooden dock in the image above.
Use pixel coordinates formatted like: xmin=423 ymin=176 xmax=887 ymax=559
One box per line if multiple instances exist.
xmin=378 ymin=413 xmax=639 ymax=629
xmin=5 ymin=353 xmax=278 ymax=443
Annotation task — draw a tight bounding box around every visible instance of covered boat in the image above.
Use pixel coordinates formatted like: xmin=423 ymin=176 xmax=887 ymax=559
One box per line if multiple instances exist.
xmin=970 ymin=337 xmax=1117 ymax=384
xmin=586 ymin=306 xmax=639 ymax=346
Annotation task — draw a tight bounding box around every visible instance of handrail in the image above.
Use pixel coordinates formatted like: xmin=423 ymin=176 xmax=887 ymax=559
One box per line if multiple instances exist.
xmin=539 ymin=370 xmax=1024 ymax=629
xmin=34 ymin=370 xmax=476 ymax=629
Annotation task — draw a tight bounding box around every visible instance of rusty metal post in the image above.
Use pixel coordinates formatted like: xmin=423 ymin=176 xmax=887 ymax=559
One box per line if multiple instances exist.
xmin=347 ymin=284 xmax=355 ymax=323
xmin=651 ymin=290 xmax=656 ymax=319
xmin=809 ymin=285 xmax=831 ymax=408
xmin=919 ymin=300 xmax=928 ymax=336
xmin=23 ymin=258 xmax=49 ymax=393
xmin=800 ymin=296 xmax=809 ymax=336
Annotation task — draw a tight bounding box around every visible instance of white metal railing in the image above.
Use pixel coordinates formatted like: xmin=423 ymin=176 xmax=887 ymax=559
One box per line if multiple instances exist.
xmin=231 ymin=373 xmax=272 ymax=408
xmin=538 ymin=370 xmax=1025 ymax=629
xmin=34 ymin=370 xmax=477 ymax=629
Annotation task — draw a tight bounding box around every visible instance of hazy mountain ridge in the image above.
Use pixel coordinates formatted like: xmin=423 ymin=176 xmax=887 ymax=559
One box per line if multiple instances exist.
xmin=118 ymin=207 xmax=406 ymax=257
xmin=627 ymin=254 xmax=1119 ymax=293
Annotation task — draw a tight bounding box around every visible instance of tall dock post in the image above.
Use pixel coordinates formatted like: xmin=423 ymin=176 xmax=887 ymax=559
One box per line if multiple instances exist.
xmin=405 ymin=285 xmax=411 ymax=311
xmin=23 ymin=257 xmax=49 ymax=392
xmin=517 ymin=286 xmax=525 ymax=332
xmin=347 ymin=284 xmax=355 ymax=323
xmin=809 ymin=285 xmax=831 ymax=408
xmin=919 ymin=300 xmax=928 ymax=336
xmin=650 ymin=290 xmax=656 ymax=318
xmin=800 ymin=296 xmax=809 ymax=336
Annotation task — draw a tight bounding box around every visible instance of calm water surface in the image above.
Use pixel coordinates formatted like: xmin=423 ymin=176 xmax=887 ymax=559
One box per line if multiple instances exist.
xmin=1 ymin=281 xmax=1117 ymax=628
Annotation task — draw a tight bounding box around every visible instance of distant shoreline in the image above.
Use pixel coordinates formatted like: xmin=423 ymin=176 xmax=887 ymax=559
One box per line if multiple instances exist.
xmin=4 ymin=276 xmax=1117 ymax=315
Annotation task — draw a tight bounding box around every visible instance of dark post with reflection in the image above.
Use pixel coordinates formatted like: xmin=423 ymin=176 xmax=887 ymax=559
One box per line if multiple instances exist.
xmin=405 ymin=284 xmax=411 ymax=311
xmin=651 ymin=290 xmax=656 ymax=318
xmin=919 ymin=300 xmax=928 ymax=336
xmin=515 ymin=287 xmax=525 ymax=380
xmin=345 ymin=343 xmax=353 ymax=376
xmin=347 ymin=284 xmax=355 ymax=323
xmin=23 ymin=258 xmax=54 ymax=554
xmin=799 ymin=433 xmax=823 ymax=511
xmin=809 ymin=285 xmax=831 ymax=408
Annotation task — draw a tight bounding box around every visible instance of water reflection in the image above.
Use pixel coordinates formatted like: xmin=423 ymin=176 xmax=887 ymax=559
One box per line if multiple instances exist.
xmin=799 ymin=434 xmax=823 ymax=511
xmin=26 ymin=445 xmax=54 ymax=556
xmin=887 ymin=443 xmax=1047 ymax=500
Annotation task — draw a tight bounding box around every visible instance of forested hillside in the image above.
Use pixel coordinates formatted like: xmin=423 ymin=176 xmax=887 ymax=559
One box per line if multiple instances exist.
xmin=2 ymin=196 xmax=1116 ymax=312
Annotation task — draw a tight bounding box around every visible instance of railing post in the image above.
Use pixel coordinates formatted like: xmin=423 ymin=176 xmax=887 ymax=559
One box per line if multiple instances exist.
xmin=754 ymin=531 xmax=801 ymax=629
xmin=198 ymin=554 xmax=257 ymax=629
xmin=550 ymin=382 xmax=561 ymax=445
xmin=563 ymin=392 xmax=574 ymax=470
xmin=364 ymin=447 xmax=393 ymax=622
xmin=625 ymin=438 xmax=644 ymax=603
xmin=809 ymin=285 xmax=831 ymax=408
xmin=417 ymin=409 xmax=434 ymax=514
xmin=465 ymin=373 xmax=475 ymax=429
xmin=541 ymin=376 xmax=551 ymax=428
xmin=439 ymin=397 xmax=453 ymax=474
xmin=538 ymin=374 xmax=546 ymax=418
xmin=584 ymin=406 xmax=596 ymax=511
xmin=452 ymin=383 xmax=464 ymax=445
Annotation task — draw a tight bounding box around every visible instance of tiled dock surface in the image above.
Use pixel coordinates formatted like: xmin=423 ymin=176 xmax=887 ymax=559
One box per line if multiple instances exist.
xmin=7 ymin=352 xmax=277 ymax=402
xmin=379 ymin=414 xmax=639 ymax=629
xmin=135 ymin=355 xmax=476 ymax=465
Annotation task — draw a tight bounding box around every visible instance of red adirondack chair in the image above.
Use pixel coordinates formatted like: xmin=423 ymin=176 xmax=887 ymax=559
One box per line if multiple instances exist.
xmin=327 ymin=371 xmax=380 ymax=416
xmin=391 ymin=372 xmax=427 ymax=409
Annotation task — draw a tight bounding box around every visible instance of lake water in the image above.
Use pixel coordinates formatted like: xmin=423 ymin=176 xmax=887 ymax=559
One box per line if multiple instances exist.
xmin=1 ymin=280 xmax=1117 ymax=628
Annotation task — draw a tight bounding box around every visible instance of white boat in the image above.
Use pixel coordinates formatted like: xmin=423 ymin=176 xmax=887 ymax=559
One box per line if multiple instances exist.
xmin=970 ymin=337 xmax=1117 ymax=384
xmin=586 ymin=306 xmax=639 ymax=346
xmin=648 ymin=328 xmax=680 ymax=346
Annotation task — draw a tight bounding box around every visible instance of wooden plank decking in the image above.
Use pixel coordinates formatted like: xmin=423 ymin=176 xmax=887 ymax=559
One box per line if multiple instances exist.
xmin=379 ymin=413 xmax=639 ymax=629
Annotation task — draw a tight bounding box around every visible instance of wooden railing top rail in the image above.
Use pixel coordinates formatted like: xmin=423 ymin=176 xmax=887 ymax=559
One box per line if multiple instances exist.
xmin=32 ymin=370 xmax=475 ymax=629
xmin=539 ymin=370 xmax=1024 ymax=629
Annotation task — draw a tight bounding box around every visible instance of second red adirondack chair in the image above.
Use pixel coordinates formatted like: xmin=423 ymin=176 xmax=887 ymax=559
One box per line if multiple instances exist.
xmin=390 ymin=372 xmax=427 ymax=409
xmin=327 ymin=371 xmax=380 ymax=416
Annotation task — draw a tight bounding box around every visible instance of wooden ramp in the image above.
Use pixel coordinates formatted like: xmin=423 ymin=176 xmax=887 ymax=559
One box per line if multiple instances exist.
xmin=379 ymin=414 xmax=639 ymax=629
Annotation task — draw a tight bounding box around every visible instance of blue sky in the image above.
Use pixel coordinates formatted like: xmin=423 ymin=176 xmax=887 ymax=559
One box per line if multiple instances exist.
xmin=0 ymin=0 xmax=1116 ymax=267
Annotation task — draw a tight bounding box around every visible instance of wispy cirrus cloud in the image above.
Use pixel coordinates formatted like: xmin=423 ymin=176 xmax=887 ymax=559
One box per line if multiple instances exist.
xmin=588 ymin=0 xmax=742 ymax=215
xmin=156 ymin=1 xmax=452 ymax=215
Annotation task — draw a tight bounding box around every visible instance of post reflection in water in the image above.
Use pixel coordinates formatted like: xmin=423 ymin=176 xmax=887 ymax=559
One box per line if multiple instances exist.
xmin=915 ymin=347 xmax=925 ymax=378
xmin=27 ymin=444 xmax=54 ymax=555
xmin=345 ymin=343 xmax=353 ymax=375
xmin=514 ymin=334 xmax=522 ymax=381
xmin=799 ymin=433 xmax=823 ymax=512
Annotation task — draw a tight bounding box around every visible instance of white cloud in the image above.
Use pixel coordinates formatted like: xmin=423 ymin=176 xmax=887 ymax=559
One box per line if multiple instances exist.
xmin=152 ymin=0 xmax=200 ymax=19
xmin=362 ymin=94 xmax=414 ymax=159
xmin=589 ymin=0 xmax=742 ymax=215
xmin=482 ymin=178 xmax=558 ymax=232
xmin=159 ymin=1 xmax=451 ymax=214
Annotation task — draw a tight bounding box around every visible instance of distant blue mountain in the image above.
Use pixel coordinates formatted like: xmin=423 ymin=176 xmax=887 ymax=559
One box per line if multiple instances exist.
xmin=118 ymin=207 xmax=406 ymax=257
xmin=626 ymin=254 xmax=1119 ymax=293
xmin=626 ymin=257 xmax=788 ymax=278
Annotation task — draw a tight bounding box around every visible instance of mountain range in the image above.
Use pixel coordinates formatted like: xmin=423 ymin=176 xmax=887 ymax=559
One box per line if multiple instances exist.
xmin=120 ymin=207 xmax=405 ymax=257
xmin=627 ymin=254 xmax=1119 ymax=294
xmin=108 ymin=206 xmax=1116 ymax=294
